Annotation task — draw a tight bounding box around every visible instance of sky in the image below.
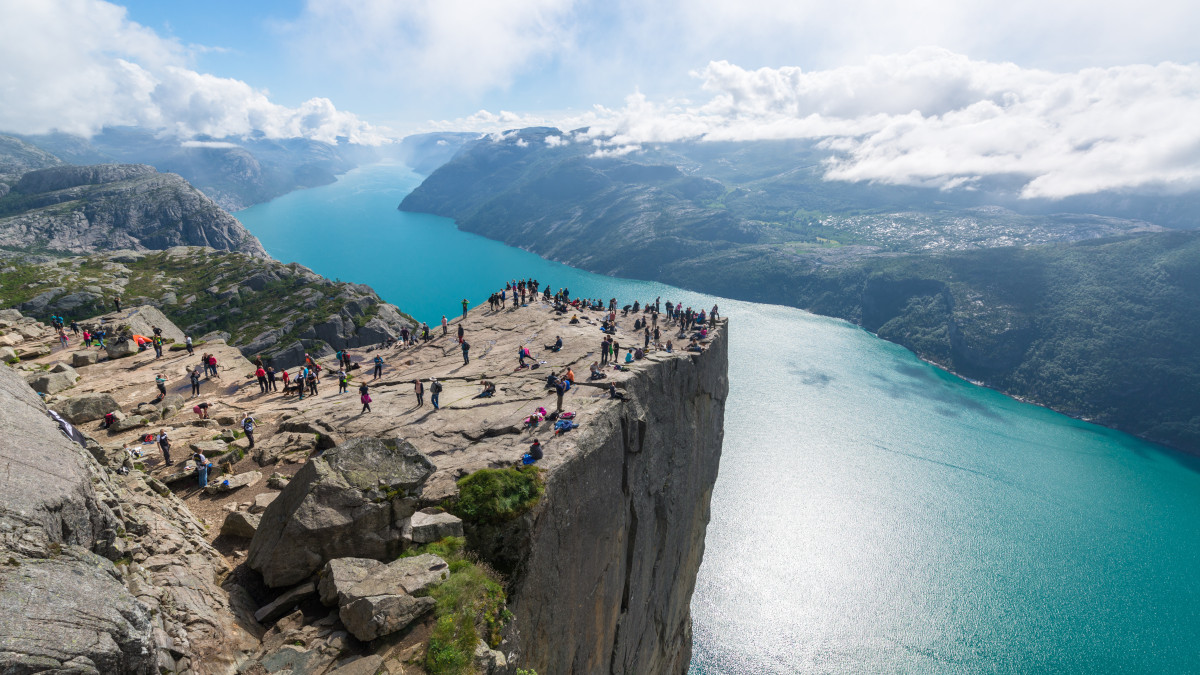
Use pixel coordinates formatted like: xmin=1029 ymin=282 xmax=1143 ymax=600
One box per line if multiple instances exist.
xmin=1 ymin=0 xmax=1198 ymax=197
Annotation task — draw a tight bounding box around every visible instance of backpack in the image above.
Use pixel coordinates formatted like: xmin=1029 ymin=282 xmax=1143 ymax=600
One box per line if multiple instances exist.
xmin=431 ymin=382 xmax=442 ymax=394
xmin=243 ymin=419 xmax=254 ymax=432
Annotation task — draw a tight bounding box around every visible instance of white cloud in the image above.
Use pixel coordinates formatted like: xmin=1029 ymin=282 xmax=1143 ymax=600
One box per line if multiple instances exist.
xmin=285 ymin=0 xmax=575 ymax=96
xmin=0 ymin=0 xmax=386 ymax=144
xmin=180 ymin=140 xmax=241 ymax=149
xmin=456 ymin=50 xmax=1200 ymax=199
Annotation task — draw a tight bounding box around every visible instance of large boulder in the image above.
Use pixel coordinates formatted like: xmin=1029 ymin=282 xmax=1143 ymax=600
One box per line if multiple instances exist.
xmin=318 ymin=557 xmax=383 ymax=606
xmin=221 ymin=511 xmax=262 ymax=539
xmin=95 ymin=305 xmax=186 ymax=343
xmin=26 ymin=370 xmax=78 ymax=395
xmin=252 ymin=432 xmax=320 ymax=466
xmin=70 ymin=349 xmax=99 ymax=367
xmin=247 ymin=437 xmax=435 ymax=587
xmin=108 ymin=415 xmax=149 ymax=434
xmin=403 ymin=510 xmax=465 ymax=544
xmin=105 ymin=338 xmax=139 ymax=359
xmin=204 ymin=470 xmax=262 ymax=494
xmin=55 ymin=392 xmax=119 ymax=425
xmin=340 ymin=594 xmax=436 ymax=643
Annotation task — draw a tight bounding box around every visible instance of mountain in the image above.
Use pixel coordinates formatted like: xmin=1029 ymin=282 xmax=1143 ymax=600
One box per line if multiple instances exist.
xmin=400 ymin=127 xmax=1200 ymax=452
xmin=0 ymin=160 xmax=267 ymax=257
xmin=14 ymin=128 xmax=380 ymax=211
xmin=393 ymin=131 xmax=479 ymax=174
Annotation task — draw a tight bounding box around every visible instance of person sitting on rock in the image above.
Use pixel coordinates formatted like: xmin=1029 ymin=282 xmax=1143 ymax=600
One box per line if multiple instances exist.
xmin=687 ymin=338 xmax=703 ymax=353
xmin=475 ymin=380 xmax=496 ymax=398
xmin=522 ymin=439 xmax=543 ymax=465
xmin=589 ymin=362 xmax=605 ymax=380
xmin=569 ymin=315 xmax=580 ymax=324
xmin=609 ymin=382 xmax=626 ymax=401
xmin=544 ymin=336 xmax=563 ymax=352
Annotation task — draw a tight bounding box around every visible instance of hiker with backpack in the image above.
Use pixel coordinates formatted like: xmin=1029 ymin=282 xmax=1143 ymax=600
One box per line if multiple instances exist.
xmin=461 ymin=340 xmax=470 ymax=365
xmin=430 ymin=378 xmax=442 ymax=410
xmin=242 ymin=414 xmax=256 ymax=449
xmin=194 ymin=451 xmax=213 ymax=488
xmin=360 ymin=382 xmax=372 ymax=413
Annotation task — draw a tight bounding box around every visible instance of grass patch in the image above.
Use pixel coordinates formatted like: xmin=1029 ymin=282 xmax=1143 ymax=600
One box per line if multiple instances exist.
xmin=415 ymin=537 xmax=510 ymax=675
xmin=449 ymin=466 xmax=544 ymax=525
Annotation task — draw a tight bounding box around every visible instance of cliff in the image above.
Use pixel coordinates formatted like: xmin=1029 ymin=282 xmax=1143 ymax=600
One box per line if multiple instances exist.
xmin=0 ymin=163 xmax=267 ymax=257
xmin=3 ymin=296 xmax=728 ymax=673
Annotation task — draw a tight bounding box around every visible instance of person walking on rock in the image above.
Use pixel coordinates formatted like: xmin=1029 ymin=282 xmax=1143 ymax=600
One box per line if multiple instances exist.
xmin=338 ymin=369 xmax=349 ymax=394
xmin=255 ymin=365 xmax=268 ymax=393
xmin=189 ymin=366 xmax=202 ymax=397
xmin=414 ymin=378 xmax=424 ymax=407
xmin=373 ymin=355 xmax=384 ymax=380
xmin=158 ymin=429 xmax=172 ymax=465
xmin=461 ymin=340 xmax=470 ymax=365
xmin=267 ymin=365 xmax=278 ymax=392
xmin=307 ymin=368 xmax=319 ymax=396
xmin=242 ymin=414 xmax=256 ymax=449
xmin=360 ymin=382 xmax=372 ymax=413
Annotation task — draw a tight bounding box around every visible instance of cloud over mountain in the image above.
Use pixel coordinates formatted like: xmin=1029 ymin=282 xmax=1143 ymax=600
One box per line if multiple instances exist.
xmin=0 ymin=0 xmax=385 ymax=143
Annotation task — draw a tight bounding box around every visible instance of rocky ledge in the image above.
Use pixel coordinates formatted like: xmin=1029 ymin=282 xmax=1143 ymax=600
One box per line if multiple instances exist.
xmin=3 ymin=297 xmax=727 ymax=674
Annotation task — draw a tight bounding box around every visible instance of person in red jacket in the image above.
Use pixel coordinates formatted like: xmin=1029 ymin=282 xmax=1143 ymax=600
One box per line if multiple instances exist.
xmin=255 ymin=365 xmax=268 ymax=393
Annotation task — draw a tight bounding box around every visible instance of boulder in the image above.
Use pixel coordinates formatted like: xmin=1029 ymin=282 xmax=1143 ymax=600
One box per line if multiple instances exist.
xmin=48 ymin=362 xmax=77 ymax=376
xmin=134 ymin=402 xmax=159 ymax=417
xmin=317 ymin=558 xmax=383 ymax=607
xmin=221 ymin=511 xmax=262 ymax=539
xmin=247 ymin=437 xmax=435 ymax=587
xmin=277 ymin=418 xmax=341 ymax=449
xmin=340 ymin=594 xmax=435 ymax=642
xmin=474 ymin=640 xmax=508 ymax=674
xmin=189 ymin=439 xmax=228 ymax=455
xmin=252 ymin=432 xmax=319 ymax=466
xmin=26 ymin=370 xmax=77 ymax=395
xmin=253 ymin=582 xmax=318 ymax=624
xmin=0 ymin=332 xmax=23 ymax=346
xmin=267 ymin=473 xmax=290 ymax=489
xmin=105 ymin=339 xmax=139 ymax=359
xmin=160 ymin=393 xmax=185 ymax=417
xmin=403 ymin=511 xmax=465 ymax=544
xmin=97 ymin=305 xmax=186 ymax=343
xmin=204 ymin=470 xmax=262 ymax=494
xmin=341 ymin=554 xmax=450 ymax=600
xmin=70 ymin=350 xmax=99 ymax=367
xmin=327 ymin=655 xmax=385 ymax=675
xmin=0 ymin=346 xmax=15 ymax=363
xmin=250 ymin=492 xmax=278 ymax=514
xmin=55 ymin=392 xmax=119 ymax=425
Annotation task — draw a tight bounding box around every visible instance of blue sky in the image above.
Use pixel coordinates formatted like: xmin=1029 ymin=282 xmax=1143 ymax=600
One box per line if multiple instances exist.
xmin=1 ymin=0 xmax=1199 ymax=196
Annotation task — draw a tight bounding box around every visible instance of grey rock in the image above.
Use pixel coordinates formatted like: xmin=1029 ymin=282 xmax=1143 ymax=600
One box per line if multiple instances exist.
xmin=55 ymin=291 xmax=100 ymax=311
xmin=18 ymin=287 xmax=64 ymax=313
xmin=327 ymin=654 xmax=385 ymax=675
xmin=0 ymin=551 xmax=156 ymax=674
xmin=267 ymin=472 xmax=290 ymax=489
xmin=342 ymin=554 xmax=449 ymax=601
xmin=340 ymin=593 xmax=436 ymax=642
xmin=250 ymin=491 xmax=278 ymax=513
xmin=93 ymin=305 xmax=185 ymax=343
xmin=203 ymin=470 xmax=262 ymax=494
xmin=105 ymin=338 xmax=139 ymax=359
xmin=403 ymin=510 xmax=464 ymax=544
xmin=254 ymin=582 xmax=318 ymax=624
xmin=277 ymin=418 xmax=341 ymax=449
xmin=474 ymin=640 xmax=508 ymax=674
xmin=108 ymin=415 xmax=148 ymax=434
xmin=48 ymin=362 xmax=77 ymax=375
xmin=55 ymin=392 xmax=119 ymax=424
xmin=317 ymin=557 xmax=382 ymax=607
xmin=134 ymin=402 xmax=159 ymax=417
xmin=255 ymin=644 xmax=336 ymax=675
xmin=0 ymin=346 xmax=17 ymax=362
xmin=26 ymin=370 xmax=77 ymax=395
xmin=247 ymin=437 xmax=435 ymax=587
xmin=252 ymin=431 xmax=319 ymax=466
xmin=221 ymin=510 xmax=262 ymax=539
xmin=70 ymin=349 xmax=99 ymax=367
xmin=189 ymin=439 xmax=228 ymax=455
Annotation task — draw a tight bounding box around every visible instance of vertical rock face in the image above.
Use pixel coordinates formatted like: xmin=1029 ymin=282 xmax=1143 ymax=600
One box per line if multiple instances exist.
xmin=509 ymin=324 xmax=729 ymax=674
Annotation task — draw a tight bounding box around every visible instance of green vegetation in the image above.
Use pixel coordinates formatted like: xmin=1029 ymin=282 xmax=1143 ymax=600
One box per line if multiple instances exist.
xmin=450 ymin=466 xmax=545 ymax=525
xmin=405 ymin=537 xmax=512 ymax=675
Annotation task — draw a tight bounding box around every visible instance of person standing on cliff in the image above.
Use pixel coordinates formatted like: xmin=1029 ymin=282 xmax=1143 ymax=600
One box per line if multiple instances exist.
xmin=255 ymin=365 xmax=268 ymax=393
xmin=413 ymin=378 xmax=425 ymax=406
xmin=601 ymin=336 xmax=610 ymax=365
xmin=158 ymin=429 xmax=172 ymax=465
xmin=430 ymin=378 xmax=442 ymax=410
xmin=185 ymin=335 xmax=194 ymax=355
xmin=461 ymin=340 xmax=470 ymax=365
xmin=462 ymin=298 xmax=469 ymax=318
xmin=194 ymin=451 xmax=212 ymax=488
xmin=113 ymin=295 xmax=121 ymax=312
xmin=267 ymin=365 xmax=278 ymax=392
xmin=441 ymin=315 xmax=448 ymax=336
xmin=359 ymin=382 xmax=372 ymax=413
xmin=373 ymin=355 xmax=384 ymax=380
xmin=457 ymin=323 xmax=465 ymax=344
xmin=189 ymin=366 xmax=201 ymax=397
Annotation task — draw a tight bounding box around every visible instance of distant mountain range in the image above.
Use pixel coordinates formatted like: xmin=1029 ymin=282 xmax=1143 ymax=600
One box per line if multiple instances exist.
xmin=9 ymin=127 xmax=379 ymax=211
xmin=400 ymin=127 xmax=1200 ymax=452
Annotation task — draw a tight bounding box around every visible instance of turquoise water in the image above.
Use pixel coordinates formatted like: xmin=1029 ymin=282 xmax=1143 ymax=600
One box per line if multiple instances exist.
xmin=238 ymin=163 xmax=1200 ymax=674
